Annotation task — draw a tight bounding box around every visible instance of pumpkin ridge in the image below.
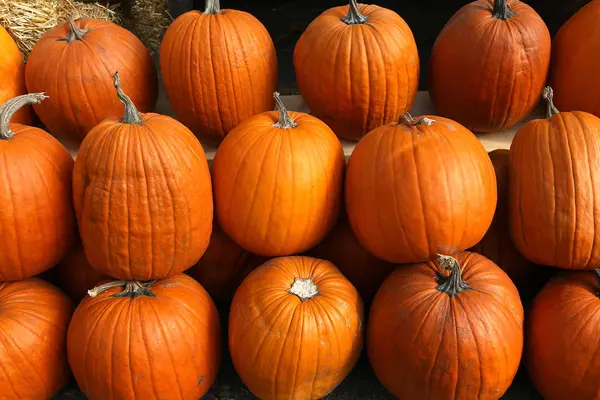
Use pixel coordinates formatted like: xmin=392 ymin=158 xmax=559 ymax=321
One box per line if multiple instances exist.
xmin=1 ymin=152 xmax=24 ymax=276
xmin=453 ymin=295 xmax=485 ymax=398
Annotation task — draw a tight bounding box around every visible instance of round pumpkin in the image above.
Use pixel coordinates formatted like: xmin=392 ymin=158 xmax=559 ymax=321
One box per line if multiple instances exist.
xmin=55 ymin=243 xmax=108 ymax=303
xmin=0 ymin=26 xmax=33 ymax=125
xmin=429 ymin=0 xmax=551 ymax=132
xmin=73 ymin=72 xmax=213 ymax=280
xmin=0 ymin=93 xmax=75 ymax=280
xmin=509 ymin=87 xmax=600 ymax=270
xmin=346 ymin=113 xmax=497 ymax=264
xmin=160 ymin=0 xmax=278 ymax=143
xmin=68 ymin=274 xmax=220 ymax=400
xmin=229 ymin=256 xmax=363 ymax=399
xmin=294 ymin=0 xmax=419 ymax=141
xmin=213 ymin=93 xmax=344 ymax=256
xmin=0 ymin=278 xmax=73 ymax=399
xmin=368 ymin=252 xmax=523 ymax=399
xmin=26 ymin=18 xmax=157 ymax=142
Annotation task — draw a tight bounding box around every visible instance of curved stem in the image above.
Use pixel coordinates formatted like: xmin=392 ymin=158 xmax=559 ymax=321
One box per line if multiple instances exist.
xmin=595 ymin=269 xmax=600 ymax=298
xmin=435 ymin=254 xmax=473 ymax=297
xmin=492 ymin=0 xmax=516 ymax=20
xmin=398 ymin=112 xmax=435 ymax=127
xmin=88 ymin=280 xmax=156 ymax=298
xmin=288 ymin=277 xmax=319 ymax=302
xmin=204 ymin=0 xmax=221 ymax=14
xmin=342 ymin=0 xmax=368 ymax=24
xmin=273 ymin=92 xmax=297 ymax=129
xmin=0 ymin=93 xmax=48 ymax=140
xmin=112 ymin=72 xmax=142 ymax=124
xmin=542 ymin=86 xmax=560 ymax=118
xmin=59 ymin=19 xmax=89 ymax=43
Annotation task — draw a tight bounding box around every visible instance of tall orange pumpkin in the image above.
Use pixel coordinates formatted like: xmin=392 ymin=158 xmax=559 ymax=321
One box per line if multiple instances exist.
xmin=213 ymin=93 xmax=344 ymax=256
xmin=0 ymin=278 xmax=73 ymax=399
xmin=509 ymin=87 xmax=600 ymax=270
xmin=368 ymin=252 xmax=523 ymax=399
xmin=429 ymin=0 xmax=551 ymax=132
xmin=68 ymin=275 xmax=220 ymax=400
xmin=73 ymin=73 xmax=213 ymax=280
xmin=160 ymin=0 xmax=278 ymax=143
xmin=294 ymin=0 xmax=419 ymax=141
xmin=229 ymin=256 xmax=363 ymax=399
xmin=26 ymin=19 xmax=157 ymax=142
xmin=55 ymin=243 xmax=108 ymax=303
xmin=346 ymin=113 xmax=497 ymax=264
xmin=0 ymin=26 xmax=33 ymax=125
xmin=0 ymin=93 xmax=75 ymax=281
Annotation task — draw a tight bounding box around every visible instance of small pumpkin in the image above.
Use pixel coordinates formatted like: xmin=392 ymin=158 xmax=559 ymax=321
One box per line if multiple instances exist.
xmin=213 ymin=93 xmax=344 ymax=256
xmin=346 ymin=113 xmax=496 ymax=264
xmin=229 ymin=256 xmax=363 ymax=399
xmin=509 ymin=87 xmax=600 ymax=270
xmin=294 ymin=0 xmax=419 ymax=141
xmin=0 ymin=25 xmax=33 ymax=125
xmin=26 ymin=18 xmax=157 ymax=142
xmin=160 ymin=0 xmax=278 ymax=143
xmin=0 ymin=278 xmax=73 ymax=399
xmin=73 ymin=72 xmax=213 ymax=280
xmin=368 ymin=252 xmax=523 ymax=399
xmin=55 ymin=242 xmax=109 ymax=302
xmin=429 ymin=0 xmax=551 ymax=132
xmin=0 ymin=93 xmax=75 ymax=281
xmin=68 ymin=275 xmax=220 ymax=400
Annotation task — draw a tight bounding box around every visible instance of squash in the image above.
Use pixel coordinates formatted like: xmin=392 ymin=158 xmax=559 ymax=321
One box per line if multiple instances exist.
xmin=294 ymin=0 xmax=419 ymax=141
xmin=0 ymin=26 xmax=33 ymax=125
xmin=0 ymin=93 xmax=75 ymax=281
xmin=429 ymin=0 xmax=551 ymax=132
xmin=160 ymin=0 xmax=278 ymax=143
xmin=55 ymin=243 xmax=108 ymax=303
xmin=346 ymin=113 xmax=496 ymax=264
xmin=212 ymin=93 xmax=344 ymax=256
xmin=368 ymin=252 xmax=523 ymax=399
xmin=26 ymin=18 xmax=157 ymax=142
xmin=229 ymin=256 xmax=363 ymax=399
xmin=73 ymin=72 xmax=213 ymax=280
xmin=68 ymin=275 xmax=220 ymax=400
xmin=509 ymin=87 xmax=600 ymax=270
xmin=0 ymin=278 xmax=73 ymax=399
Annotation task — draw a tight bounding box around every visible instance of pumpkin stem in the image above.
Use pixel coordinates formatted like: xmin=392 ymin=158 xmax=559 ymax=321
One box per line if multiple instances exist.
xmin=288 ymin=278 xmax=319 ymax=301
xmin=0 ymin=93 xmax=48 ymax=140
xmin=59 ymin=19 xmax=89 ymax=43
xmin=542 ymin=86 xmax=560 ymax=118
xmin=88 ymin=280 xmax=157 ymax=298
xmin=204 ymin=0 xmax=221 ymax=14
xmin=435 ymin=254 xmax=473 ymax=297
xmin=342 ymin=0 xmax=368 ymax=24
xmin=273 ymin=92 xmax=298 ymax=129
xmin=492 ymin=0 xmax=516 ymax=20
xmin=399 ymin=112 xmax=435 ymax=127
xmin=112 ymin=71 xmax=142 ymax=125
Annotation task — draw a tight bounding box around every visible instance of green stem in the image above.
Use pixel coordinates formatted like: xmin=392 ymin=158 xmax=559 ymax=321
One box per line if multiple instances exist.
xmin=205 ymin=0 xmax=221 ymax=14
xmin=112 ymin=72 xmax=142 ymax=124
xmin=435 ymin=254 xmax=473 ymax=297
xmin=342 ymin=0 xmax=368 ymax=24
xmin=542 ymin=86 xmax=560 ymax=118
xmin=492 ymin=0 xmax=516 ymax=20
xmin=0 ymin=93 xmax=48 ymax=139
xmin=273 ymin=92 xmax=297 ymax=129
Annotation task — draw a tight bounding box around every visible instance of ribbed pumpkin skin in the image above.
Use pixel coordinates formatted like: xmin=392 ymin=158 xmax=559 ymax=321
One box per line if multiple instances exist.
xmin=213 ymin=111 xmax=344 ymax=257
xmin=0 ymin=27 xmax=33 ymax=125
xmin=429 ymin=0 xmax=551 ymax=132
xmin=368 ymin=252 xmax=523 ymax=400
xmin=26 ymin=19 xmax=157 ymax=142
xmin=294 ymin=4 xmax=419 ymax=141
xmin=67 ymin=275 xmax=221 ymax=400
xmin=509 ymin=111 xmax=600 ymax=269
xmin=346 ymin=116 xmax=497 ymax=263
xmin=55 ymin=244 xmax=108 ymax=303
xmin=0 ymin=279 xmax=73 ymax=400
xmin=229 ymin=256 xmax=363 ymax=400
xmin=73 ymin=113 xmax=213 ymax=280
xmin=0 ymin=123 xmax=75 ymax=280
xmin=160 ymin=10 xmax=277 ymax=143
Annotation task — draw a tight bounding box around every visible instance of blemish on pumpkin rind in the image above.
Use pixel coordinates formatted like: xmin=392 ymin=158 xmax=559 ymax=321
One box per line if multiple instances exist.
xmin=197 ymin=375 xmax=204 ymax=386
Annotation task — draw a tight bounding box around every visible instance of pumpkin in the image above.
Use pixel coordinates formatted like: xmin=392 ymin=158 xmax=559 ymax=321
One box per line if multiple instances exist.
xmin=68 ymin=274 xmax=220 ymax=400
xmin=346 ymin=113 xmax=496 ymax=264
xmin=213 ymin=93 xmax=344 ymax=256
xmin=160 ymin=0 xmax=278 ymax=143
xmin=26 ymin=18 xmax=157 ymax=142
xmin=509 ymin=87 xmax=600 ymax=270
xmin=0 ymin=26 xmax=33 ymax=125
xmin=368 ymin=252 xmax=523 ymax=399
xmin=294 ymin=0 xmax=419 ymax=141
xmin=73 ymin=72 xmax=213 ymax=280
xmin=55 ymin=243 xmax=108 ymax=302
xmin=229 ymin=256 xmax=363 ymax=399
xmin=0 ymin=93 xmax=75 ymax=281
xmin=429 ymin=0 xmax=551 ymax=132
xmin=527 ymin=270 xmax=600 ymax=400
xmin=0 ymin=278 xmax=74 ymax=399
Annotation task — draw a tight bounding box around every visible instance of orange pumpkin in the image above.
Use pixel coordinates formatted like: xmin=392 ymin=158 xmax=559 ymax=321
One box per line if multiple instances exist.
xmin=73 ymin=73 xmax=213 ymax=280
xmin=0 ymin=278 xmax=73 ymax=399
xmin=0 ymin=93 xmax=75 ymax=281
xmin=55 ymin=243 xmax=108 ymax=302
xmin=229 ymin=256 xmax=363 ymax=399
xmin=0 ymin=26 xmax=33 ymax=125
xmin=68 ymin=275 xmax=220 ymax=400
xmin=368 ymin=252 xmax=523 ymax=399
xmin=346 ymin=113 xmax=496 ymax=264
xmin=26 ymin=19 xmax=157 ymax=142
xmin=294 ymin=0 xmax=419 ymax=141
xmin=213 ymin=93 xmax=344 ymax=256
xmin=160 ymin=0 xmax=278 ymax=143
xmin=429 ymin=0 xmax=551 ymax=132
xmin=509 ymin=87 xmax=600 ymax=270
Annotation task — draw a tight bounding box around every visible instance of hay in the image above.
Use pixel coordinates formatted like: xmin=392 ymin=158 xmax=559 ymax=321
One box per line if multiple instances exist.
xmin=0 ymin=0 xmax=122 ymax=58
xmin=130 ymin=0 xmax=171 ymax=54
